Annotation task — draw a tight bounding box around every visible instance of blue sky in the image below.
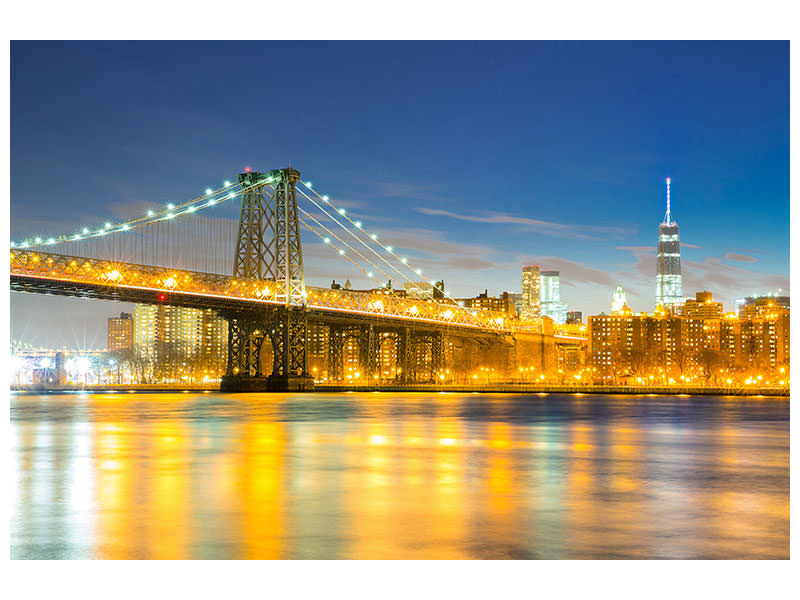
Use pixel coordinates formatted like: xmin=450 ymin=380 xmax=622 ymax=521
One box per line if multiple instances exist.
xmin=10 ymin=41 xmax=789 ymax=348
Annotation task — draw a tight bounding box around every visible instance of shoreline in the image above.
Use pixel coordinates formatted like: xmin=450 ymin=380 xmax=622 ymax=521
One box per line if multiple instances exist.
xmin=10 ymin=384 xmax=790 ymax=397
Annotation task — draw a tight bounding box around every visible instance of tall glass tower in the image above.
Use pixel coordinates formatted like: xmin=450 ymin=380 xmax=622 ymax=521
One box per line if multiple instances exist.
xmin=655 ymin=178 xmax=683 ymax=308
xmin=540 ymin=271 xmax=568 ymax=323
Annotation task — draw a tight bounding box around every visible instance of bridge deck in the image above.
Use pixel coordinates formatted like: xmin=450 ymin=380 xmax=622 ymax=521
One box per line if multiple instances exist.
xmin=10 ymin=249 xmax=511 ymax=334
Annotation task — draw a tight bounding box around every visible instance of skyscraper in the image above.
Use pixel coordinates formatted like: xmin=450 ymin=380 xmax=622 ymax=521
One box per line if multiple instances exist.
xmin=540 ymin=270 xmax=568 ymax=324
xmin=521 ymin=265 xmax=541 ymax=319
xmin=655 ymin=177 xmax=684 ymax=308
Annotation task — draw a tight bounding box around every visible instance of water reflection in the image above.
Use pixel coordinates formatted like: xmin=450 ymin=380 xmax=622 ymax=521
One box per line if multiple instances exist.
xmin=10 ymin=392 xmax=789 ymax=559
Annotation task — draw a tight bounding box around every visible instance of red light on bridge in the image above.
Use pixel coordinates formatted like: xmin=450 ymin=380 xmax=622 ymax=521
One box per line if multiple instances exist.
xmin=158 ymin=293 xmax=167 ymax=301
xmin=244 ymin=166 xmax=251 ymax=173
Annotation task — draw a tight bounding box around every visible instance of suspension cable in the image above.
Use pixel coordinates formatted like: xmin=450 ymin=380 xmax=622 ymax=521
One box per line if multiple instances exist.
xmin=295 ymin=186 xmax=418 ymax=286
xmin=297 ymin=206 xmax=397 ymax=284
xmin=297 ymin=179 xmax=433 ymax=286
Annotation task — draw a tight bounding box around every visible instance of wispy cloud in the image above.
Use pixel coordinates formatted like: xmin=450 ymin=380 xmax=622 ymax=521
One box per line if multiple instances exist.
xmin=368 ymin=181 xmax=448 ymax=203
xmin=724 ymin=252 xmax=758 ymax=263
xmin=415 ymin=207 xmax=635 ymax=240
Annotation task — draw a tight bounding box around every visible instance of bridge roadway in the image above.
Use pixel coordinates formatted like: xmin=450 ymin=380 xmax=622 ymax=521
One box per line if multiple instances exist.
xmin=9 ymin=248 xmax=510 ymax=336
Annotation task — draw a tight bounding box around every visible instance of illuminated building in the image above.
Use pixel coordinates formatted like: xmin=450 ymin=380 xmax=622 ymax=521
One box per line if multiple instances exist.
xmin=738 ymin=295 xmax=790 ymax=319
xmin=133 ymin=304 xmax=227 ymax=378
xmin=459 ymin=290 xmax=516 ymax=317
xmin=680 ymin=291 xmax=724 ymax=319
xmin=521 ymin=265 xmax=541 ymax=319
xmin=738 ymin=304 xmax=790 ymax=370
xmin=566 ymin=311 xmax=583 ymax=325
xmin=403 ymin=280 xmax=445 ymax=299
xmin=611 ymin=283 xmax=626 ymax=313
xmin=107 ymin=312 xmax=133 ymax=351
xmin=655 ymin=177 xmax=684 ymax=308
xmin=590 ymin=295 xmax=790 ymax=378
xmin=507 ymin=293 xmax=524 ymax=318
xmin=540 ymin=271 xmax=568 ymax=324
xmin=306 ymin=322 xmax=329 ymax=378
xmin=589 ymin=310 xmax=707 ymax=376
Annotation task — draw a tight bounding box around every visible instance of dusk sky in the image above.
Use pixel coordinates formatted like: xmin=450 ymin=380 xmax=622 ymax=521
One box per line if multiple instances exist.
xmin=10 ymin=41 xmax=789 ymax=348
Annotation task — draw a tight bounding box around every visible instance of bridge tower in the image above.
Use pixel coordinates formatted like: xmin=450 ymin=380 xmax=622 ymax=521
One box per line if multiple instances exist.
xmin=222 ymin=167 xmax=314 ymax=392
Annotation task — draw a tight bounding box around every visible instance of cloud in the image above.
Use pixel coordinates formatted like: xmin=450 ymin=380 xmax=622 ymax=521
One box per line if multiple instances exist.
xmin=415 ymin=207 xmax=635 ymax=240
xmin=681 ymin=257 xmax=788 ymax=303
xmin=681 ymin=242 xmax=701 ymax=249
xmin=616 ymin=245 xmax=653 ymax=252
xmin=724 ymin=252 xmax=758 ymax=263
xmin=368 ymin=181 xmax=448 ymax=203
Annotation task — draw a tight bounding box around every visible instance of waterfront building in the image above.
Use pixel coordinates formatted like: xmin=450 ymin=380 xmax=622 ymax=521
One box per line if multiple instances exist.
xmin=589 ymin=310 xmax=706 ymax=379
xmin=133 ymin=304 xmax=228 ymax=380
xmin=521 ymin=265 xmax=541 ymax=319
xmin=655 ymin=178 xmax=684 ymax=308
xmin=107 ymin=312 xmax=133 ymax=351
xmin=589 ymin=297 xmax=790 ymax=380
xmin=540 ymin=270 xmax=568 ymax=324
xmin=306 ymin=322 xmax=329 ymax=379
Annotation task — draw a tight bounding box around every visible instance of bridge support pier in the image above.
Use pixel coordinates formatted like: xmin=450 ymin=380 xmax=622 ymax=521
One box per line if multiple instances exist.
xmin=266 ymin=307 xmax=314 ymax=391
xmin=219 ymin=307 xmax=314 ymax=392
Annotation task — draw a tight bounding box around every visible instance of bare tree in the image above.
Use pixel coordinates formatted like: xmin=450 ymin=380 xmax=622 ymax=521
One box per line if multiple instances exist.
xmin=696 ymin=349 xmax=724 ymax=384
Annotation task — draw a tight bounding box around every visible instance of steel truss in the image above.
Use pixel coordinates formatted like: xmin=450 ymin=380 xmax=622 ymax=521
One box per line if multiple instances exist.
xmin=10 ymin=248 xmax=509 ymax=334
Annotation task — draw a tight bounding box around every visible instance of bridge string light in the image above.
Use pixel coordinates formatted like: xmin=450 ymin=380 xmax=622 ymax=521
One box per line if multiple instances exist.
xmin=298 ymin=179 xmax=432 ymax=284
xmin=296 ymin=206 xmax=395 ymax=284
xmin=295 ymin=188 xmax=417 ymax=286
xmin=297 ymin=217 xmax=384 ymax=287
xmin=296 ymin=184 xmax=427 ymax=286
xmin=10 ymin=180 xmax=257 ymax=249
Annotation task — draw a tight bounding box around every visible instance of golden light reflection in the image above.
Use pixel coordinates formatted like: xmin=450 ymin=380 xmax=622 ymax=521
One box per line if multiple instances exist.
xmin=149 ymin=422 xmax=190 ymax=558
xmin=11 ymin=393 xmax=790 ymax=559
xmin=93 ymin=420 xmax=135 ymax=559
xmin=240 ymin=421 xmax=286 ymax=559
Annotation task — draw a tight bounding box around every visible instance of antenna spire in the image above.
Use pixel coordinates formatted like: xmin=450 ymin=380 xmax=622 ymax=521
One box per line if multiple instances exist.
xmin=664 ymin=177 xmax=672 ymax=224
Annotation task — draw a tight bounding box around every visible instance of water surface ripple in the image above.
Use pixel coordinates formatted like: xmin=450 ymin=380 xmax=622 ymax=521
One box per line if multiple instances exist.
xmin=10 ymin=392 xmax=789 ymax=559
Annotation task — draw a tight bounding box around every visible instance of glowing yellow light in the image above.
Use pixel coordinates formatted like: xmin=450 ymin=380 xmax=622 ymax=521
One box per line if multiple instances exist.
xmin=105 ymin=270 xmax=121 ymax=282
xmin=164 ymin=277 xmax=177 ymax=289
xmin=370 ymin=435 xmax=386 ymax=445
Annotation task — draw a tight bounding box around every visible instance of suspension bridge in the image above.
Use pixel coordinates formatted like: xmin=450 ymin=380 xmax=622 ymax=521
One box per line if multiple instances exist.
xmin=10 ymin=166 xmax=570 ymax=391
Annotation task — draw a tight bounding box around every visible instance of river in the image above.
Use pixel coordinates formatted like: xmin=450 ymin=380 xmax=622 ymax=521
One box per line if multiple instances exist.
xmin=10 ymin=391 xmax=789 ymax=559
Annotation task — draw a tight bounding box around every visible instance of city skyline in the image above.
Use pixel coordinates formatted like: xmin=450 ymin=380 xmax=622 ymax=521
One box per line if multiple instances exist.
xmin=10 ymin=41 xmax=789 ymax=348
